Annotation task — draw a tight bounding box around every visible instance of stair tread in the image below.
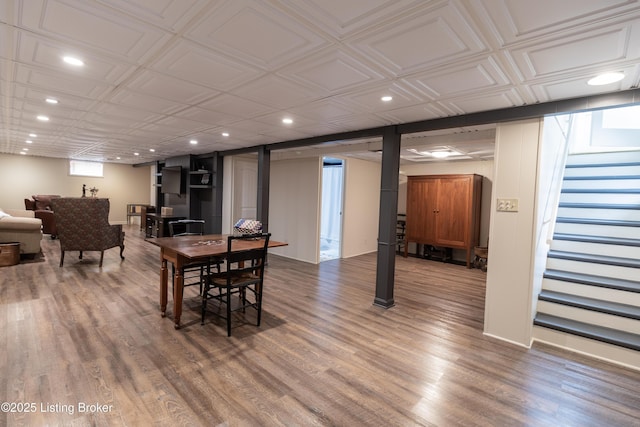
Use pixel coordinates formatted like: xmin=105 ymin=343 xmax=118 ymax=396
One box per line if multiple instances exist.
xmin=565 ymin=161 xmax=640 ymax=168
xmin=553 ymin=233 xmax=640 ymax=247
xmin=544 ymin=269 xmax=640 ymax=293
xmin=563 ymin=175 xmax=640 ymax=180
xmin=556 ymin=217 xmax=640 ymax=227
xmin=538 ymin=290 xmax=640 ymax=320
xmin=534 ymin=313 xmax=640 ymax=351
xmin=558 ymin=202 xmax=640 ymax=210
xmin=561 ymin=188 xmax=640 ymax=194
xmin=548 ymin=250 xmax=640 ymax=269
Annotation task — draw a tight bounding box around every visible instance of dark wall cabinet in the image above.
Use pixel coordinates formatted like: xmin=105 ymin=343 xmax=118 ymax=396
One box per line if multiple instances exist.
xmin=155 ymin=153 xmax=223 ymax=234
xmin=404 ymin=174 xmax=482 ymax=267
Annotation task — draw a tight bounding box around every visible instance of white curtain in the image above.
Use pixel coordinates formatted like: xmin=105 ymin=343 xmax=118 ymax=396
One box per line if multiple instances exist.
xmin=321 ymin=164 xmax=343 ymax=246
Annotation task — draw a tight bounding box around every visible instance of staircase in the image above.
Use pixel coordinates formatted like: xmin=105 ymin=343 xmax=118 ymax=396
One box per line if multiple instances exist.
xmin=533 ymin=150 xmax=640 ymax=368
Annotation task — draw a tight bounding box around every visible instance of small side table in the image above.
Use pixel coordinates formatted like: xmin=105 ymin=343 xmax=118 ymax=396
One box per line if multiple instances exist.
xmin=0 ymin=242 xmax=20 ymax=267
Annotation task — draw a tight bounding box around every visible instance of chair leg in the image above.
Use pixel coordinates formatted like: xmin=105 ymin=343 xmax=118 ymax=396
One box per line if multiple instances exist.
xmin=79 ymin=251 xmax=83 ymax=260
xmin=119 ymin=244 xmax=125 ymax=260
xmin=99 ymin=251 xmax=104 ymax=267
xmin=201 ymin=281 xmax=209 ymax=325
xmin=226 ymin=285 xmax=232 ymax=337
xmin=59 ymin=250 xmax=65 ymax=267
xmin=256 ymin=283 xmax=263 ymax=327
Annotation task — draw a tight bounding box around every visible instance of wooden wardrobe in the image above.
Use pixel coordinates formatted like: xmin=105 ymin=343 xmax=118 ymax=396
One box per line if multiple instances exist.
xmin=404 ymin=174 xmax=482 ymax=267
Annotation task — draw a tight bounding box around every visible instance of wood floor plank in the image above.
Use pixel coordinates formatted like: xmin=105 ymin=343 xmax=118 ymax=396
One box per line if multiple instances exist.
xmin=2 ymin=224 xmax=640 ymax=426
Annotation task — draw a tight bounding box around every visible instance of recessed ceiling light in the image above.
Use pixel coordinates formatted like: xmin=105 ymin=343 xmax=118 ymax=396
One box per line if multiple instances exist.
xmin=116 ymin=157 xmax=121 ymax=160
xmin=46 ymin=98 xmax=59 ymax=104
xmin=29 ymin=133 xmax=37 ymax=137
xmin=26 ymin=140 xmax=33 ymax=144
xmin=149 ymin=148 xmax=155 ymax=152
xmin=381 ymin=96 xmax=393 ymax=102
xmin=190 ymin=139 xmax=198 ymax=145
xmin=63 ymin=56 xmax=84 ymax=66
xmin=588 ymin=72 xmax=624 ymax=86
xmin=37 ymin=115 xmax=49 ymax=121
xmin=282 ymin=118 xmax=293 ymax=125
xmin=222 ymin=132 xmax=229 ymax=137
xmin=22 ymin=147 xmax=29 ymax=151
xmin=20 ymin=151 xmax=27 ymax=155
xmin=134 ymin=152 xmax=139 ymax=156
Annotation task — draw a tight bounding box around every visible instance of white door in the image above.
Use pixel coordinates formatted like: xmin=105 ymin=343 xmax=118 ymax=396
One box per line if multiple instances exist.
xmin=232 ymin=158 xmax=258 ymax=223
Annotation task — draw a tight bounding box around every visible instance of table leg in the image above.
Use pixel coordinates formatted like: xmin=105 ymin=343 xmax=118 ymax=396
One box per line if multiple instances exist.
xmin=160 ymin=254 xmax=168 ymax=317
xmin=173 ymin=263 xmax=184 ymax=329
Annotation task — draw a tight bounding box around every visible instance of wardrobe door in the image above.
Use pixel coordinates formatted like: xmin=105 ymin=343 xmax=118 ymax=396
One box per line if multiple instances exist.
xmin=435 ymin=175 xmax=472 ymax=248
xmin=405 ymin=177 xmax=438 ymax=246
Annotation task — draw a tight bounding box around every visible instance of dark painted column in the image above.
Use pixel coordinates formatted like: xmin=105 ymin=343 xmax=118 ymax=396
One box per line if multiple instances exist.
xmin=374 ymin=126 xmax=401 ymax=308
xmin=211 ymin=152 xmax=224 ymax=233
xmin=257 ymin=146 xmax=270 ymax=233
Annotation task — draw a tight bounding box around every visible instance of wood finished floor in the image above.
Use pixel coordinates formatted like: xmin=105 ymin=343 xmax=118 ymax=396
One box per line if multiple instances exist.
xmin=2 ymin=225 xmax=640 ymax=426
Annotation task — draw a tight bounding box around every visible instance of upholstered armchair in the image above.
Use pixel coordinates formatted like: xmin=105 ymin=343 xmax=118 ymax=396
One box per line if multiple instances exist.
xmin=51 ymin=197 xmax=125 ymax=267
xmin=24 ymin=195 xmax=60 ymax=238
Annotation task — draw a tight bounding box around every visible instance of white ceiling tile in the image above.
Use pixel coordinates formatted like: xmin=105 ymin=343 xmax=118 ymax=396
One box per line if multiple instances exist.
xmin=279 ymin=0 xmax=420 ymax=37
xmin=406 ymin=57 xmax=510 ymax=98
xmin=125 ymin=70 xmax=218 ymax=105
xmin=185 ymin=0 xmax=329 ymax=69
xmin=232 ymin=74 xmax=318 ymax=109
xmin=14 ymin=64 xmax=112 ymax=99
xmin=447 ymin=89 xmax=521 ymax=114
xmin=19 ymin=0 xmax=170 ymax=62
xmin=352 ymin=2 xmax=486 ymax=75
xmin=172 ymin=106 xmax=242 ymax=127
xmin=479 ymin=0 xmax=639 ymax=44
xmin=284 ymin=48 xmax=385 ymax=93
xmin=196 ymin=94 xmax=275 ymax=119
xmin=94 ymin=0 xmax=211 ymax=31
xmin=513 ymin=27 xmax=630 ymax=79
xmin=150 ymin=39 xmax=262 ymax=91
xmin=109 ymin=89 xmax=187 ymax=115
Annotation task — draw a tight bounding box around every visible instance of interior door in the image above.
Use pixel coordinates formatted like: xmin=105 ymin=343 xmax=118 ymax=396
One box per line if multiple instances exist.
xmin=232 ymin=158 xmax=258 ymax=223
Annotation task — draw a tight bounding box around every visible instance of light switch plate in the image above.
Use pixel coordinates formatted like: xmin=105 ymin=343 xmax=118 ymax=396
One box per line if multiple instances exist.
xmin=497 ymin=198 xmax=519 ymax=212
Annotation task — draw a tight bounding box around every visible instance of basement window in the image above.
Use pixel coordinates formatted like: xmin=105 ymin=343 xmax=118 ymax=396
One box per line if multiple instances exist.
xmin=69 ymin=160 xmax=103 ymax=177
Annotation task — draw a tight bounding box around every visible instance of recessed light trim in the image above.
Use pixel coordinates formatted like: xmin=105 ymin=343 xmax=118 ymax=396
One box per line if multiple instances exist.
xmin=37 ymin=115 xmax=49 ymax=121
xmin=26 ymin=140 xmax=33 ymax=144
xmin=190 ymin=139 xmax=198 ymax=145
xmin=46 ymin=98 xmax=59 ymax=104
xmin=588 ymin=72 xmax=624 ymax=86
xmin=222 ymin=132 xmax=229 ymax=137
xmin=381 ymin=95 xmax=393 ymax=102
xmin=63 ymin=56 xmax=84 ymax=66
xmin=149 ymin=148 xmax=155 ymax=152
xmin=29 ymin=133 xmax=37 ymax=137
xmin=282 ymin=117 xmax=293 ymax=125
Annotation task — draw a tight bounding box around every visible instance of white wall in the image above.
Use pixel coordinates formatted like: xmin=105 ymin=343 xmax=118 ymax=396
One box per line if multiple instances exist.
xmin=0 ymin=154 xmax=151 ymax=223
xmin=530 ymin=115 xmax=572 ymax=323
xmin=341 ymin=157 xmax=381 ymax=258
xmin=484 ymin=119 xmax=542 ymax=347
xmin=268 ymin=157 xmax=322 ymax=263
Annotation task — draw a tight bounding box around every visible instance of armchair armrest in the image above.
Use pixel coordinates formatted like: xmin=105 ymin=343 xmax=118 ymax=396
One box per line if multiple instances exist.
xmin=34 ymin=210 xmax=57 ymax=236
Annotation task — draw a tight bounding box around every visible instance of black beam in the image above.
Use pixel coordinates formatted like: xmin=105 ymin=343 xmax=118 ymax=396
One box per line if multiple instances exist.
xmin=211 ymin=152 xmax=224 ymax=233
xmin=257 ymin=146 xmax=270 ymax=233
xmin=374 ymin=126 xmax=401 ymax=308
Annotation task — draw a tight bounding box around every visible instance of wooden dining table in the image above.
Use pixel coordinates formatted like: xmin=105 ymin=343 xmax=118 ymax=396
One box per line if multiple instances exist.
xmin=146 ymin=234 xmax=287 ymax=328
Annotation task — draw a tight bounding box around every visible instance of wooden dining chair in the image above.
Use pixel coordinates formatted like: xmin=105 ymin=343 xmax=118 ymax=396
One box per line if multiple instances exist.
xmin=168 ymin=219 xmax=219 ymax=296
xmin=201 ymin=232 xmax=270 ymax=336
